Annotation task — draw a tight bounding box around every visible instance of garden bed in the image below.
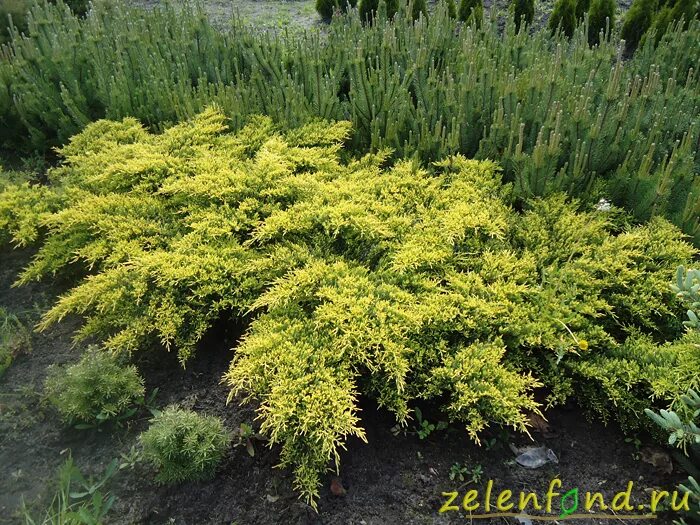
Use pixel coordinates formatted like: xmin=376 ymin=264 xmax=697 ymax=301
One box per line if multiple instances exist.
xmin=0 ymin=249 xmax=682 ymax=524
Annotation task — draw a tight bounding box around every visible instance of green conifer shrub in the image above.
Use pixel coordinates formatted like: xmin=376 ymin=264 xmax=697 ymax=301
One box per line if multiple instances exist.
xmin=3 ymin=109 xmax=697 ymax=506
xmin=621 ymin=0 xmax=659 ymax=49
xmin=45 ymin=347 xmax=145 ymax=426
xmin=458 ymin=0 xmax=483 ymax=25
xmin=650 ymin=0 xmax=698 ymax=43
xmin=549 ymin=0 xmax=578 ymax=36
xmin=359 ymin=0 xmax=398 ymax=21
xmin=0 ymin=0 xmax=29 ymax=45
xmin=575 ymin=0 xmax=591 ymax=19
xmin=140 ymin=407 xmax=231 ymax=483
xmin=0 ymin=2 xmax=699 ymax=244
xmin=445 ymin=0 xmax=457 ymax=18
xmin=410 ymin=0 xmax=428 ymax=20
xmin=513 ymin=0 xmax=535 ymax=32
xmin=316 ymin=0 xmax=357 ymax=20
xmin=587 ymin=0 xmax=616 ymax=45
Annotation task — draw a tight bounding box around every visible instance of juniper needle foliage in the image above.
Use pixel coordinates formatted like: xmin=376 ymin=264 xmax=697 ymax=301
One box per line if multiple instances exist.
xmin=2 ymin=109 xmax=697 ymax=505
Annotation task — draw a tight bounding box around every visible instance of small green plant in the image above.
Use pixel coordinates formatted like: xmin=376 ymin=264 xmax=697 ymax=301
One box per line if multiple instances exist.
xmin=459 ymin=0 xmax=483 ymax=25
xmin=21 ymin=456 xmax=117 ymax=525
xmin=469 ymin=464 xmax=483 ymax=484
xmin=445 ymin=0 xmax=457 ymax=17
xmin=646 ymin=390 xmax=700 ymax=524
xmin=118 ymin=445 xmax=142 ymax=471
xmin=413 ymin=407 xmax=448 ymax=440
xmin=234 ymin=422 xmax=263 ymax=457
xmin=0 ymin=307 xmax=30 ymax=377
xmin=44 ymin=347 xmax=145 ymax=428
xmin=549 ymin=0 xmax=578 ymax=36
xmin=140 ymin=407 xmax=231 ymax=484
xmin=624 ymin=435 xmax=643 ymax=460
xmin=587 ymin=0 xmax=616 ymax=45
xmin=672 ymin=266 xmax=700 ymax=331
xmin=449 ymin=462 xmax=483 ymax=483
xmin=512 ymin=0 xmax=534 ymax=32
xmin=449 ymin=462 xmax=470 ymax=482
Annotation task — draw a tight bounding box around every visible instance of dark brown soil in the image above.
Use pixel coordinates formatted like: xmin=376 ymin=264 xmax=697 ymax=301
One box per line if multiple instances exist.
xmin=0 ymin=247 xmax=686 ymax=525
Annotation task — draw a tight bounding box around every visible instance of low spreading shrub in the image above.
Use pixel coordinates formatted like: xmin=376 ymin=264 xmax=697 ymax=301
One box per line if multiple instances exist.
xmin=3 ymin=109 xmax=698 ymax=506
xmin=45 ymin=347 xmax=145 ymax=426
xmin=140 ymin=407 xmax=230 ymax=483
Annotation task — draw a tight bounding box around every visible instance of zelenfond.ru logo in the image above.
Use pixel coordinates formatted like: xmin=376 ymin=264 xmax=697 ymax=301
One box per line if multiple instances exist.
xmin=439 ymin=479 xmax=691 ymax=520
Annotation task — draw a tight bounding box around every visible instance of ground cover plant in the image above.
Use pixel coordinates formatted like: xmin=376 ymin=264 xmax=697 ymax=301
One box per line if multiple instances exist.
xmin=0 ymin=1 xmax=698 ymax=242
xmin=1 ymin=108 xmax=698 ymax=506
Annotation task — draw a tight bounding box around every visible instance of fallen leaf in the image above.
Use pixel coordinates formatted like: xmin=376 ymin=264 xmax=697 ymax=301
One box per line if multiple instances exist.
xmin=527 ymin=412 xmax=557 ymax=439
xmin=330 ymin=476 xmax=347 ymax=496
xmin=266 ymin=494 xmax=279 ymax=503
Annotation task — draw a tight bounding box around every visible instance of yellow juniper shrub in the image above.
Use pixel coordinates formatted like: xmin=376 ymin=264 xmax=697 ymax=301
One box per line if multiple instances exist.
xmin=1 ymin=108 xmax=697 ymax=507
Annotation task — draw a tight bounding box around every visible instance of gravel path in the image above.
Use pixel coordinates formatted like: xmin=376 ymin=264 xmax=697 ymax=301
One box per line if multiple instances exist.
xmin=125 ymin=0 xmax=633 ymax=31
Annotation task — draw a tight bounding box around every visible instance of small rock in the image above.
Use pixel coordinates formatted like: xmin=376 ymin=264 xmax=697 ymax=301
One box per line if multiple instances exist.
xmin=640 ymin=447 xmax=673 ymax=474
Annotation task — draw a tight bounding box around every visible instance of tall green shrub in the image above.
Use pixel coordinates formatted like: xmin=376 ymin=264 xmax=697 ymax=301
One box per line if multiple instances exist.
xmin=458 ymin=0 xmax=482 ymax=25
xmin=445 ymin=0 xmax=457 ymax=18
xmin=513 ymin=0 xmax=535 ymax=32
xmin=359 ymin=0 xmax=398 ymax=21
xmin=575 ymin=0 xmax=591 ymax=19
xmin=588 ymin=0 xmax=616 ymax=45
xmin=621 ymin=0 xmax=658 ymax=49
xmin=549 ymin=0 xmax=578 ymax=36
xmin=410 ymin=0 xmax=427 ymax=20
xmin=316 ymin=0 xmax=357 ymax=20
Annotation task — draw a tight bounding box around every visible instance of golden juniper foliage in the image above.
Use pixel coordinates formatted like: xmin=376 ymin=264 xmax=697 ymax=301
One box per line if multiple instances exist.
xmin=1 ymin=109 xmax=697 ymax=506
